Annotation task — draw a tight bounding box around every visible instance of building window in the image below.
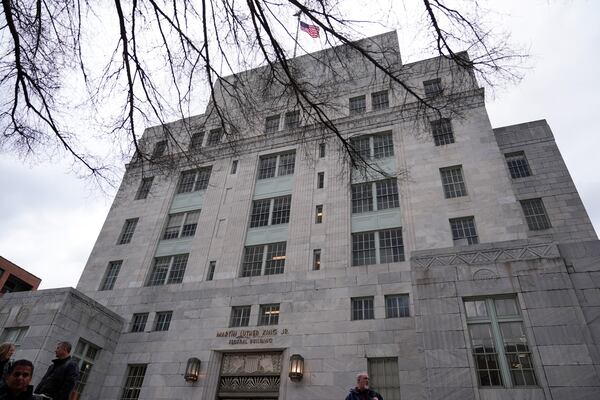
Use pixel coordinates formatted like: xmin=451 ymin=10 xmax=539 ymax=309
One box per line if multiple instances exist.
xmin=146 ymin=254 xmax=188 ymax=286
xmin=258 ymin=151 xmax=296 ymax=179
xmin=315 ymin=205 xmax=323 ymax=224
xmin=241 ymin=242 xmax=286 ymax=277
xmin=130 ymin=313 xmax=148 ymax=333
xmin=230 ymin=306 xmax=251 ymax=327
xmin=423 ymin=78 xmax=442 ymax=97
xmin=371 ymin=90 xmax=389 ymax=111
xmin=284 ymin=111 xmax=300 ymax=129
xmin=351 ymin=178 xmax=399 ymax=213
xmin=189 ymin=131 xmax=204 ymax=150
xmin=378 ymin=228 xmax=404 ymax=263
xmin=349 ymin=95 xmax=366 ymax=115
xmin=162 ymin=210 xmax=200 ymax=239
xmin=431 ymin=119 xmax=454 ymax=146
xmin=385 ymin=294 xmax=409 ymax=318
xmin=72 ymin=339 xmax=101 ymax=399
xmin=206 ymin=261 xmax=216 ymax=281
xmin=99 ymin=261 xmax=122 ymax=291
xmin=153 ymin=311 xmax=173 ymax=331
xmin=373 ymin=133 xmax=394 ymax=158
xmin=351 ymin=297 xmax=374 ymax=320
xmin=352 ymin=232 xmax=376 ymax=266
xmin=376 ymin=179 xmax=400 ymax=210
xmin=350 ymin=132 xmax=394 ymax=159
xmin=465 ymin=297 xmax=537 ymax=387
xmin=521 ymin=198 xmax=551 ymax=230
xmin=368 ymin=358 xmax=400 ymax=400
xmin=351 ymin=182 xmax=373 ymax=213
xmin=313 ymin=249 xmax=321 ymax=270
xmin=352 ymin=228 xmax=404 ymax=266
xmin=505 ymin=151 xmax=531 ymax=178
xmin=231 ymin=160 xmax=238 ymax=174
xmin=265 ymin=115 xmax=280 ymax=133
xmin=440 ymin=165 xmax=467 ymax=198
xmin=0 ymin=327 xmax=28 ymax=347
xmin=258 ymin=304 xmax=280 ymax=326
xmin=151 ymin=140 xmax=167 ymax=158
xmin=120 ymin=364 xmax=147 ymax=400
xmin=319 ymin=142 xmax=326 ymax=158
xmin=250 ymin=196 xmax=291 ymax=228
xmin=450 ymin=216 xmax=478 ymax=245
xmin=207 ymin=128 xmax=222 ymax=145
xmin=118 ymin=218 xmax=138 ymax=245
xmin=351 ymin=135 xmax=371 ymax=159
xmin=264 ymin=242 xmax=286 ymax=275
xmin=176 ymin=167 xmax=212 ymax=193
xmin=135 ymin=177 xmax=154 ymax=200
xmin=317 ymin=172 xmax=324 ymax=189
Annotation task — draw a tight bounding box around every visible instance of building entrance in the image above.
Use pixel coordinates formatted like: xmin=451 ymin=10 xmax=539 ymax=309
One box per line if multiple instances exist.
xmin=217 ymin=352 xmax=282 ymax=399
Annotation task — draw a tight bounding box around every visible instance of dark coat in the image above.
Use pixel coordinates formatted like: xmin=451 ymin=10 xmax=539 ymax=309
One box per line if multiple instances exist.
xmin=0 ymin=382 xmax=34 ymax=400
xmin=0 ymin=360 xmax=9 ymax=377
xmin=345 ymin=387 xmax=384 ymax=400
xmin=34 ymin=357 xmax=78 ymax=400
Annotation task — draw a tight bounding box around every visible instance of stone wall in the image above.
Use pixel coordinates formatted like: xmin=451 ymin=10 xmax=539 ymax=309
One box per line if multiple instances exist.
xmin=0 ymin=288 xmax=123 ymax=398
xmin=494 ymin=120 xmax=597 ymax=242
xmin=412 ymin=239 xmax=600 ymax=400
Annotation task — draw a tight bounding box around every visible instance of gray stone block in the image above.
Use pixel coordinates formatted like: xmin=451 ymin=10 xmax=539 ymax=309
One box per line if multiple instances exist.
xmin=427 ymin=367 xmax=472 ymax=387
xmin=422 ymin=330 xmax=467 ymax=350
xmin=424 ymin=349 xmax=470 ymax=368
xmin=545 ymin=365 xmax=600 ymax=387
xmin=550 ymin=387 xmax=600 ymax=400
xmin=429 ymin=386 xmax=475 ymax=400
xmin=538 ymin=344 xmax=593 ymax=365
xmin=532 ymin=325 xmax=585 ymax=345
xmin=528 ymin=307 xmax=580 ymax=327
xmin=521 ymin=290 xmax=575 ymax=309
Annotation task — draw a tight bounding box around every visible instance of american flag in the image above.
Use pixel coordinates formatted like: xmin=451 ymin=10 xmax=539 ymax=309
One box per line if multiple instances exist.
xmin=300 ymin=21 xmax=319 ymax=38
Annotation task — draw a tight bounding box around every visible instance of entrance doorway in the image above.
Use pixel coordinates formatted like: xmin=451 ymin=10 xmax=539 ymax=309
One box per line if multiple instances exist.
xmin=217 ymin=352 xmax=282 ymax=399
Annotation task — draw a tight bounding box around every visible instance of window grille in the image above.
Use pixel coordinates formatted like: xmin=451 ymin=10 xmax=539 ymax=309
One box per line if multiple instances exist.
xmin=100 ymin=261 xmax=122 ymax=291
xmin=440 ymin=166 xmax=467 ymax=198
xmin=351 ymin=297 xmax=374 ymax=320
xmin=450 ymin=217 xmax=479 ymax=245
xmin=521 ymin=198 xmax=551 ymax=230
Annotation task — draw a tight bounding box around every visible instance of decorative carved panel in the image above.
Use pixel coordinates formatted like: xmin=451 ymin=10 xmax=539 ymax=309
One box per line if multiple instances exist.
xmin=219 ymin=376 xmax=280 ymax=393
xmin=221 ymin=352 xmax=282 ymax=375
xmin=412 ymin=242 xmax=559 ymax=270
xmin=218 ymin=352 xmax=282 ymax=396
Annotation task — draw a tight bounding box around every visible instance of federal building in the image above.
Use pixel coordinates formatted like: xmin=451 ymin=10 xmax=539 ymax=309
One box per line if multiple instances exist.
xmin=2 ymin=31 xmax=599 ymax=400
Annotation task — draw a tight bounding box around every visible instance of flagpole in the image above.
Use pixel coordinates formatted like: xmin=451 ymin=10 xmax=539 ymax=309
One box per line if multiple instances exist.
xmin=292 ymin=11 xmax=301 ymax=58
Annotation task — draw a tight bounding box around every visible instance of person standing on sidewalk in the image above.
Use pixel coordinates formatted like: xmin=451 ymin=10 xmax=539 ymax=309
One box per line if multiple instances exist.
xmin=34 ymin=342 xmax=78 ymax=400
xmin=345 ymin=373 xmax=383 ymax=400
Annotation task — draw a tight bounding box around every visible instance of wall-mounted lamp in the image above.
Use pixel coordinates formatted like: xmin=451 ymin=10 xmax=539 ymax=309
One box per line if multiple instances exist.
xmin=288 ymin=354 xmax=304 ymax=382
xmin=184 ymin=357 xmax=201 ymax=382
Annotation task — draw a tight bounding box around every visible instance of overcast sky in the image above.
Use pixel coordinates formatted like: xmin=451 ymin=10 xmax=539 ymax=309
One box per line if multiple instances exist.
xmin=1 ymin=1 xmax=598 ymax=289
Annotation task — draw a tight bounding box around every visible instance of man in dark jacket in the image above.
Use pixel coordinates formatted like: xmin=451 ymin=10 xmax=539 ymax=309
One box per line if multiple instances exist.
xmin=345 ymin=373 xmax=383 ymax=400
xmin=0 ymin=359 xmax=35 ymax=400
xmin=34 ymin=342 xmax=79 ymax=400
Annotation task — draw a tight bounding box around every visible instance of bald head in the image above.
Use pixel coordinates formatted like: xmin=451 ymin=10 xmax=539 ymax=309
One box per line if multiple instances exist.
xmin=356 ymin=372 xmax=369 ymax=390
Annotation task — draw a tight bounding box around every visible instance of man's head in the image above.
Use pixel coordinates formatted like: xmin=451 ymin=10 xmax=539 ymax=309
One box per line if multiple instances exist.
xmin=55 ymin=341 xmax=72 ymax=359
xmin=356 ymin=372 xmax=369 ymax=390
xmin=3 ymin=359 xmax=34 ymax=394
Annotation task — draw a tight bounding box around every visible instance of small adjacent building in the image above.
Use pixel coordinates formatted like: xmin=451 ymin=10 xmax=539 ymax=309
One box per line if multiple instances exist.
xmin=0 ymin=256 xmax=41 ymax=295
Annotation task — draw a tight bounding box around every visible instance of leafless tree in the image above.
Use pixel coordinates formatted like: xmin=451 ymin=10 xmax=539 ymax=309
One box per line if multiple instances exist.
xmin=0 ymin=0 xmax=524 ymax=182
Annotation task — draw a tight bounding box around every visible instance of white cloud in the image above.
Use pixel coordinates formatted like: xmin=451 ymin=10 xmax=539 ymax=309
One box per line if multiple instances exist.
xmin=0 ymin=157 xmax=111 ymax=289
